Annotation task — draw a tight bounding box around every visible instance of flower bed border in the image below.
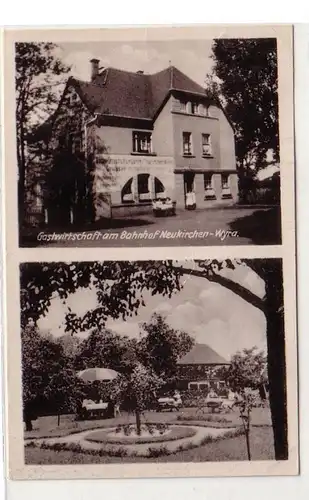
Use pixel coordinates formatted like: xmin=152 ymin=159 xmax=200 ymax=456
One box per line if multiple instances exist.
xmin=86 ymin=425 xmax=197 ymax=445
xmin=25 ymin=425 xmax=244 ymax=458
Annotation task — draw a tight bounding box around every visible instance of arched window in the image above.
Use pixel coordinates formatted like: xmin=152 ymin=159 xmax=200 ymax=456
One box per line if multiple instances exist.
xmin=121 ymin=177 xmax=134 ymax=203
xmin=154 ymin=177 xmax=165 ymax=198
xmin=138 ymin=173 xmax=151 ymax=202
xmin=121 ymin=175 xmax=167 ymax=203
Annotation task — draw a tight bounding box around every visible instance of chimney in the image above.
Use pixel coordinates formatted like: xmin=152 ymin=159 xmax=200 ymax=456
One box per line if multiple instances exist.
xmin=90 ymin=58 xmax=100 ymax=81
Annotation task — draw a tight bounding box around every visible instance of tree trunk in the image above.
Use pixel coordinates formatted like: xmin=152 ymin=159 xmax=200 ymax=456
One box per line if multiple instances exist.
xmin=18 ymin=122 xmax=27 ymax=228
xmin=245 ymin=415 xmax=251 ymax=461
xmin=25 ymin=415 xmax=33 ymax=431
xmin=135 ymin=409 xmax=141 ymax=436
xmin=266 ymin=308 xmax=288 ymax=459
xmin=264 ymin=263 xmax=288 ymax=460
xmin=57 ymin=413 xmax=61 ymax=426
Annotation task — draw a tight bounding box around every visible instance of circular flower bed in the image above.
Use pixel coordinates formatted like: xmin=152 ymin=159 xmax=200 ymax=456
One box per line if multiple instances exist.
xmin=86 ymin=424 xmax=197 ymax=445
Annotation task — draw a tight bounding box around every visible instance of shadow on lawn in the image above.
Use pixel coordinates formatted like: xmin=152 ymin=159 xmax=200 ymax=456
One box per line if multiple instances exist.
xmin=228 ymin=206 xmax=282 ymax=245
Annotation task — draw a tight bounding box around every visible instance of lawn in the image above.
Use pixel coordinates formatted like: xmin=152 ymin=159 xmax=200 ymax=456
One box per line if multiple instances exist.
xmin=24 ymin=406 xmax=274 ymax=464
xmin=25 ymin=427 xmax=274 ymax=464
xmin=24 ymin=406 xmax=272 ymax=440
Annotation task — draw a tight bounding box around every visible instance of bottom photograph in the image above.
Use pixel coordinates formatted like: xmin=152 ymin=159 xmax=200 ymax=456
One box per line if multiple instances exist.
xmin=19 ymin=258 xmax=288 ymax=468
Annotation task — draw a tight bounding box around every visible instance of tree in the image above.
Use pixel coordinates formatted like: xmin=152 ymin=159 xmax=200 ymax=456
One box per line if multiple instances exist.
xmin=139 ymin=313 xmax=194 ymax=380
xmin=44 ymin=366 xmax=82 ymax=427
xmin=15 ymin=42 xmax=70 ymax=224
xmin=20 ymin=258 xmax=287 ymax=459
xmin=222 ymin=347 xmax=268 ymax=461
xmin=224 ymin=347 xmax=268 ymax=392
xmin=74 ymin=328 xmax=138 ymax=375
xmin=206 ymin=38 xmax=279 ymax=202
xmin=21 ymin=325 xmax=80 ymax=430
xmin=113 ymin=364 xmax=164 ymax=435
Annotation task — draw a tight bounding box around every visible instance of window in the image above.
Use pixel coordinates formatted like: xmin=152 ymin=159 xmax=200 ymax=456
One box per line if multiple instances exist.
xmin=186 ymin=102 xmax=191 ymax=114
xmin=154 ymin=177 xmax=165 ymax=196
xmin=132 ymin=131 xmax=152 ymax=154
xmin=191 ymin=102 xmax=199 ymax=114
xmin=198 ymin=104 xmax=206 ymax=116
xmin=221 ymin=173 xmax=232 ymax=199
xmin=182 ymin=132 xmax=193 ymax=155
xmin=204 ymin=173 xmax=216 ymax=200
xmin=202 ymin=133 xmax=212 ymax=156
xmin=137 ymin=173 xmax=151 ymax=202
xmin=121 ymin=178 xmax=134 ymax=203
xmin=179 ymin=100 xmax=187 ymax=112
xmin=222 ymin=173 xmax=230 ymax=189
xmin=204 ymin=173 xmax=213 ymax=190
xmin=121 ymin=175 xmax=166 ymax=204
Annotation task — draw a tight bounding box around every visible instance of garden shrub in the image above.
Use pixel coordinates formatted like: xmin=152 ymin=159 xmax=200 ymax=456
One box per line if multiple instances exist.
xmin=147 ymin=445 xmax=169 ymax=457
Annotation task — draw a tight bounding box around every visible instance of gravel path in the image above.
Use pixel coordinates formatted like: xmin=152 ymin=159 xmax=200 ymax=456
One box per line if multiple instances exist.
xmin=28 ymin=425 xmax=236 ymax=456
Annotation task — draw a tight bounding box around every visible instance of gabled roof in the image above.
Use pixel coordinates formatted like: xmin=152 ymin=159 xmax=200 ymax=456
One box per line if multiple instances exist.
xmin=177 ymin=343 xmax=229 ymax=366
xmin=29 ymin=65 xmax=217 ymax=142
xmin=71 ymin=65 xmax=209 ymax=120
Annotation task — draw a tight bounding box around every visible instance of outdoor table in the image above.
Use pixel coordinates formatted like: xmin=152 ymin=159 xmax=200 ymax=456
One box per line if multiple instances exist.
xmin=83 ymin=402 xmax=109 ymax=419
xmin=205 ymin=398 xmax=224 ymax=413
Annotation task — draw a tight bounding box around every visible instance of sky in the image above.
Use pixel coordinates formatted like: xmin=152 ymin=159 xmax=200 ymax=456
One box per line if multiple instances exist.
xmin=55 ymin=39 xmax=214 ymax=87
xmin=38 ymin=261 xmax=267 ymax=361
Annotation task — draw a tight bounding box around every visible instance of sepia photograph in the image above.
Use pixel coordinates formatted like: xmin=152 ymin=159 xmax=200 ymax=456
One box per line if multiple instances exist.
xmin=15 ymin=36 xmax=282 ymax=247
xmin=17 ymin=258 xmax=293 ymax=473
xmin=3 ymin=24 xmax=297 ymax=482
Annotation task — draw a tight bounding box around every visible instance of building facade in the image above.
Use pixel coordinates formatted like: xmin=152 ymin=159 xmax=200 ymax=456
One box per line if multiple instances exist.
xmin=30 ymin=60 xmax=238 ymax=225
xmin=176 ymin=343 xmax=230 ymax=392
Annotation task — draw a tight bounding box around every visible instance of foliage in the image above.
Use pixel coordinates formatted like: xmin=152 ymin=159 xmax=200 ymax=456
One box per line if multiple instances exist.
xmin=74 ymin=328 xmax=138 ymax=374
xmin=208 ymin=38 xmax=279 ymax=168
xmin=21 ymin=325 xmax=84 ymax=429
xmin=15 ymin=43 xmax=70 ymax=219
xmin=113 ymin=363 xmax=164 ymax=414
xmin=207 ymin=38 xmax=279 ymax=202
xmin=139 ymin=313 xmax=194 ymax=380
xmin=19 ymin=258 xmax=287 ymax=459
xmin=223 ymin=347 xmax=268 ymax=392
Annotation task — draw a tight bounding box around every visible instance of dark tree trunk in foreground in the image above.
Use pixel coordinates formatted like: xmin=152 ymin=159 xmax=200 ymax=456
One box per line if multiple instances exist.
xmin=264 ymin=262 xmax=288 ymax=460
xmin=24 ymin=415 xmax=33 ymax=432
xmin=136 ymin=409 xmax=141 ymax=436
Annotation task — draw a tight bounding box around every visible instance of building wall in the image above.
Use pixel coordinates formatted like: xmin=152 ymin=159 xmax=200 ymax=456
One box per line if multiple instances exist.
xmin=208 ymin=105 xmax=237 ymax=172
xmin=172 ymin=111 xmax=221 ymax=172
xmin=93 ymin=101 xmax=176 ymax=213
xmin=151 ymin=96 xmax=174 ymax=156
xmin=91 ymin=101 xmax=238 ymax=217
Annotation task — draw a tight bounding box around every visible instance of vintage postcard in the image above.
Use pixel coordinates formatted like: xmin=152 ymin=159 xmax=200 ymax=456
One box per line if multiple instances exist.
xmin=4 ymin=25 xmax=294 ymax=249
xmin=2 ymin=24 xmax=297 ymax=480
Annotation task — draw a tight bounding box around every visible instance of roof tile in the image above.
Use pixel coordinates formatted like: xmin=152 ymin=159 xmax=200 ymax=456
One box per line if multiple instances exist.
xmin=178 ymin=343 xmax=229 ymax=365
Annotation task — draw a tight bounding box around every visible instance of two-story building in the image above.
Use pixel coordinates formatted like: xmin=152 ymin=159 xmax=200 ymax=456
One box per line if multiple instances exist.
xmin=30 ymin=59 xmax=238 ymax=225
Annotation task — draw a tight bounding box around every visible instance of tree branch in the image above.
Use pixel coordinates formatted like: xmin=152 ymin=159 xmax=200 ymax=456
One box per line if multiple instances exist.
xmin=172 ymin=266 xmax=266 ymax=313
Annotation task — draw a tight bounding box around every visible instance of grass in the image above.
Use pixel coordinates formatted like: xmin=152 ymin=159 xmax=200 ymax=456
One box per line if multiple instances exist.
xmin=86 ymin=425 xmax=196 ymax=445
xmin=26 ymin=426 xmax=242 ymax=459
xmin=24 ymin=426 xmax=274 ymax=464
xmin=25 ymin=406 xmax=272 ymax=440
xmin=229 ymin=206 xmax=281 ymax=245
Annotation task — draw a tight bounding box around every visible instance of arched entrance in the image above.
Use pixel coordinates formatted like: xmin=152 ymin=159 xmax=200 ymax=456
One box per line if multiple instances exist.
xmin=121 ymin=174 xmax=166 ymax=204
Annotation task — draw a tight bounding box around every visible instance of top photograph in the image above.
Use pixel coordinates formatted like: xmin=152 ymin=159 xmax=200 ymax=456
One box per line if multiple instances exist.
xmin=13 ymin=32 xmax=287 ymax=247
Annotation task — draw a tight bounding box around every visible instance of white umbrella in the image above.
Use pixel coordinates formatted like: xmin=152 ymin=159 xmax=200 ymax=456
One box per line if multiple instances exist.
xmin=77 ymin=367 xmax=119 ymax=383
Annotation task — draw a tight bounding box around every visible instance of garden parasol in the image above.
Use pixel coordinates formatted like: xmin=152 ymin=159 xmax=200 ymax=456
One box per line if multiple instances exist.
xmin=77 ymin=367 xmax=119 ymax=383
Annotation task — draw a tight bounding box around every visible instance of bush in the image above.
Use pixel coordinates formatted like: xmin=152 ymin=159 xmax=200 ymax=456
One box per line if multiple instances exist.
xmin=176 ymin=414 xmax=230 ymax=423
xmin=148 ymin=445 xmax=169 ymax=457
